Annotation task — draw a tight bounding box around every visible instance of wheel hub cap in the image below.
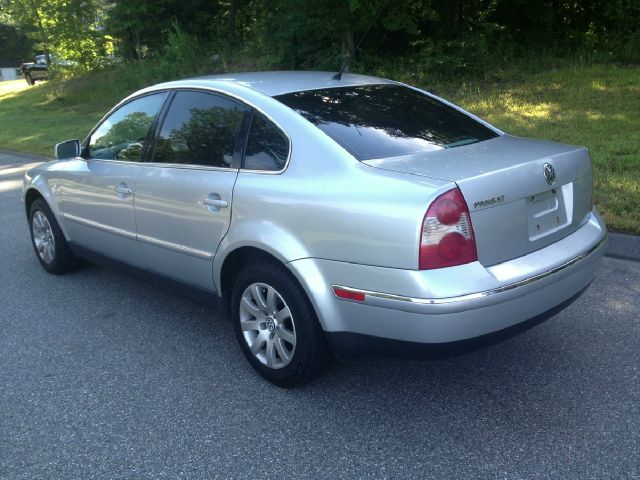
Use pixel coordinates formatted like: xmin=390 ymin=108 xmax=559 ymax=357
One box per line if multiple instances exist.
xmin=265 ymin=316 xmax=276 ymax=332
xmin=239 ymin=282 xmax=297 ymax=369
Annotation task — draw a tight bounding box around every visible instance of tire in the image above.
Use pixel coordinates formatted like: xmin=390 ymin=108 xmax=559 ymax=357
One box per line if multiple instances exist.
xmin=25 ymin=73 xmax=34 ymax=86
xmin=29 ymin=198 xmax=80 ymax=274
xmin=231 ymin=260 xmax=332 ymax=387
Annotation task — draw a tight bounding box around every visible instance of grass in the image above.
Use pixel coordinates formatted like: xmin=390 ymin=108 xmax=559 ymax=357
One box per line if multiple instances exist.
xmin=0 ymin=78 xmax=119 ymax=157
xmin=0 ymin=64 xmax=638 ymax=233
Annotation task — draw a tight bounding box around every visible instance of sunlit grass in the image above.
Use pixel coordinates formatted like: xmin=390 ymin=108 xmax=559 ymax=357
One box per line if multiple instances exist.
xmin=0 ymin=79 xmax=29 ymax=98
xmin=0 ymin=78 xmax=111 ymax=157
xmin=0 ymin=64 xmax=638 ymax=233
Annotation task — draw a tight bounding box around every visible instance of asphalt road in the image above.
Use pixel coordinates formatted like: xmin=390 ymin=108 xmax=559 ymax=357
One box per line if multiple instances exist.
xmin=1 ymin=151 xmax=639 ymax=479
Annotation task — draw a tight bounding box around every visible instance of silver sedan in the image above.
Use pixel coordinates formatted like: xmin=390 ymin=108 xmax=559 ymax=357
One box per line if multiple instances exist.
xmin=22 ymin=71 xmax=607 ymax=386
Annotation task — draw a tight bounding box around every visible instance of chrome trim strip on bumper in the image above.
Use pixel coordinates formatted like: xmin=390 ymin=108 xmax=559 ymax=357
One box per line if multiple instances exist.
xmin=63 ymin=213 xmax=212 ymax=260
xmin=332 ymin=234 xmax=608 ymax=308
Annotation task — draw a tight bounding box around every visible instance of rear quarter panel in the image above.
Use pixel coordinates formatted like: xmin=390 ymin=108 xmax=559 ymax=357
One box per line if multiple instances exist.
xmin=215 ymin=118 xmax=451 ymax=287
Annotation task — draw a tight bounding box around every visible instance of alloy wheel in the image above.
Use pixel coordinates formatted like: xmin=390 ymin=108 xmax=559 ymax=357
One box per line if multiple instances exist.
xmin=239 ymin=282 xmax=297 ymax=369
xmin=32 ymin=211 xmax=56 ymax=264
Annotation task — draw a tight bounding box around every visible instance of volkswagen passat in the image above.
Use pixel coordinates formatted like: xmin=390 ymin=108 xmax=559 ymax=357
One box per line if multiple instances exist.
xmin=22 ymin=72 xmax=607 ymax=386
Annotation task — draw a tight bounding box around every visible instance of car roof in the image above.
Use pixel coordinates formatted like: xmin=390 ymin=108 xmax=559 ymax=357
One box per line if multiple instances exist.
xmin=176 ymin=71 xmax=395 ymax=97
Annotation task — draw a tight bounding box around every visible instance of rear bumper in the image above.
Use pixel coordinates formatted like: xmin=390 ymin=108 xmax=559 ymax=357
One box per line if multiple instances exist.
xmin=325 ymin=284 xmax=591 ymax=358
xmin=331 ymin=233 xmax=606 ymax=315
xmin=288 ymin=209 xmax=607 ymax=348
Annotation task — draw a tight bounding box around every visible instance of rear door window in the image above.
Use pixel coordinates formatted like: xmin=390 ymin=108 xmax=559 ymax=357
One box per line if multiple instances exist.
xmin=275 ymin=84 xmax=498 ymax=160
xmin=152 ymin=91 xmax=248 ymax=168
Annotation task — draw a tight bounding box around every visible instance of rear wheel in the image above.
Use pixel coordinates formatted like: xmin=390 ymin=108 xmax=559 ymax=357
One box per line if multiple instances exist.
xmin=231 ymin=261 xmax=332 ymax=387
xmin=29 ymin=198 xmax=80 ymax=274
xmin=25 ymin=73 xmax=34 ymax=86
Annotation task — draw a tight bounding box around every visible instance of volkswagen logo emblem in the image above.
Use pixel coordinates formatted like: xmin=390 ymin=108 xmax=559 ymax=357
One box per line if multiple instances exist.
xmin=543 ymin=163 xmax=556 ymax=185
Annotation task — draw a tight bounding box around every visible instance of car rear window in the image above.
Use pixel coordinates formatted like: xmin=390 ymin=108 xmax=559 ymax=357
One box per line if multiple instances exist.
xmin=275 ymin=84 xmax=498 ymax=160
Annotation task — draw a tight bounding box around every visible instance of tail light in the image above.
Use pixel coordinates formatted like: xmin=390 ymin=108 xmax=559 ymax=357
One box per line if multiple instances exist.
xmin=419 ymin=187 xmax=478 ymax=269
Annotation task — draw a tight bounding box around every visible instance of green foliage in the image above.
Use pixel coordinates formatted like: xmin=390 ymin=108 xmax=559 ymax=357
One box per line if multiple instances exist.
xmin=103 ymin=0 xmax=227 ymax=60
xmin=1 ymin=0 xmax=111 ymax=70
xmin=4 ymin=0 xmax=640 ymax=76
xmin=0 ymin=21 xmax=33 ymax=64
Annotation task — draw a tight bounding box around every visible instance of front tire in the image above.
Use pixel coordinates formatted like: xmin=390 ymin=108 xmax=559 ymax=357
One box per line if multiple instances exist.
xmin=231 ymin=261 xmax=332 ymax=387
xmin=25 ymin=73 xmax=34 ymax=86
xmin=29 ymin=198 xmax=80 ymax=274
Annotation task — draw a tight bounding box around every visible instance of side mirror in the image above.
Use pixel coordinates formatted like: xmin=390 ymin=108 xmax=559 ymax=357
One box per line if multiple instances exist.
xmin=54 ymin=139 xmax=80 ymax=159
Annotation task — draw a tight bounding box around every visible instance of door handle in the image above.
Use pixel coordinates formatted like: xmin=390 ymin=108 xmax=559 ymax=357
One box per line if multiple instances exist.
xmin=203 ymin=198 xmax=228 ymax=208
xmin=115 ymin=183 xmax=132 ymax=198
xmin=203 ymin=194 xmax=228 ymax=211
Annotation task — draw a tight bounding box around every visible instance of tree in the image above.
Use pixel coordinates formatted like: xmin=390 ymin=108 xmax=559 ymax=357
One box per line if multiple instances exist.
xmin=0 ymin=21 xmax=34 ymax=64
xmin=1 ymin=0 xmax=110 ymax=69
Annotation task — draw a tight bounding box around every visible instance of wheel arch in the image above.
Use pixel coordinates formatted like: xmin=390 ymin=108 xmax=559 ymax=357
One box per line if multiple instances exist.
xmin=217 ymin=246 xmax=288 ymax=315
xmin=23 ymin=183 xmax=69 ymax=240
xmin=24 ymin=187 xmax=45 ymax=217
xmin=214 ymin=219 xmax=312 ymax=293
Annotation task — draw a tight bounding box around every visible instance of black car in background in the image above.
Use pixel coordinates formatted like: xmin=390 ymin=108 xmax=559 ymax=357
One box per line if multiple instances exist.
xmin=20 ymin=55 xmax=48 ymax=85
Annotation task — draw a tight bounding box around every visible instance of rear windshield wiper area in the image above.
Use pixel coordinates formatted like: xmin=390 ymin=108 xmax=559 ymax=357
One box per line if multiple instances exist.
xmin=444 ymin=137 xmax=480 ymax=148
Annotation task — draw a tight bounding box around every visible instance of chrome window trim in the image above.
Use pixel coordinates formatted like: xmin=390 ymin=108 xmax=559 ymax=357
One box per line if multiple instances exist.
xmin=139 ymin=162 xmax=239 ymax=173
xmin=332 ymin=234 xmax=607 ymax=308
xmin=63 ymin=213 xmax=213 ymax=260
xmin=84 ymin=158 xmax=140 ymax=167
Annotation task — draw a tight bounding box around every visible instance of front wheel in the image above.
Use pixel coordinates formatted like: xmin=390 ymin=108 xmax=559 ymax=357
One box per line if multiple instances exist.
xmin=29 ymin=198 xmax=80 ymax=274
xmin=25 ymin=73 xmax=34 ymax=86
xmin=231 ymin=261 xmax=332 ymax=387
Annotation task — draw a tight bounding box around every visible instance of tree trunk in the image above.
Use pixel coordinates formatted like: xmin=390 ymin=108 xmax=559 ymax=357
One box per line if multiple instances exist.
xmin=228 ymin=0 xmax=238 ymax=45
xmin=33 ymin=8 xmax=51 ymax=66
xmin=342 ymin=30 xmax=355 ymax=72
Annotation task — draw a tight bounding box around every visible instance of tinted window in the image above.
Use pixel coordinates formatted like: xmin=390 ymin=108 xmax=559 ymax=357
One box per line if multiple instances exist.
xmin=89 ymin=93 xmax=166 ymax=161
xmin=275 ymin=84 xmax=498 ymax=160
xmin=244 ymin=112 xmax=289 ymax=171
xmin=152 ymin=91 xmax=247 ymax=167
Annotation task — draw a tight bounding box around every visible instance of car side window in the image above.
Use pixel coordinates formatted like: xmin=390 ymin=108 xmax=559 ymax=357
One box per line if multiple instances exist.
xmin=152 ymin=91 xmax=248 ymax=168
xmin=243 ymin=112 xmax=289 ymax=171
xmin=88 ymin=93 xmax=166 ymax=161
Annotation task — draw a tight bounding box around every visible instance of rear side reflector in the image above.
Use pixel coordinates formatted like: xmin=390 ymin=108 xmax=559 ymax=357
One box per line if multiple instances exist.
xmin=333 ymin=287 xmax=365 ymax=302
xmin=420 ymin=187 xmax=478 ymax=269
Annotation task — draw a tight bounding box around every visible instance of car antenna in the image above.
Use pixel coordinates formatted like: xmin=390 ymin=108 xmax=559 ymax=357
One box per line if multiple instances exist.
xmin=333 ymin=0 xmax=388 ymax=81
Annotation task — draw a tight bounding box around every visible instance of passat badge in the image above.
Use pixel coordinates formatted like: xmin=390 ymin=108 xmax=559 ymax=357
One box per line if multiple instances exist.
xmin=473 ymin=194 xmax=505 ymax=209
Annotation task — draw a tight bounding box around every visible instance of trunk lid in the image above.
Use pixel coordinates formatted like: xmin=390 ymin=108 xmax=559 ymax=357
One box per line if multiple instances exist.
xmin=364 ymin=135 xmax=593 ymax=266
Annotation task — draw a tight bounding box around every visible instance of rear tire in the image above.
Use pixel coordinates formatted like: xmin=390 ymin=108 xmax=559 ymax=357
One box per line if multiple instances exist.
xmin=231 ymin=260 xmax=332 ymax=387
xmin=29 ymin=198 xmax=80 ymax=274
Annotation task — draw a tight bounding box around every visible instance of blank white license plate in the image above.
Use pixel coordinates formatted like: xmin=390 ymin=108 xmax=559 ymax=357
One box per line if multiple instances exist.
xmin=527 ymin=187 xmax=569 ymax=240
